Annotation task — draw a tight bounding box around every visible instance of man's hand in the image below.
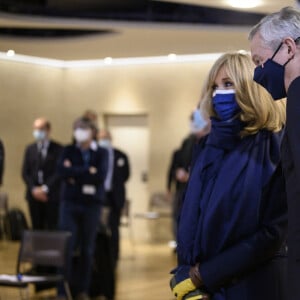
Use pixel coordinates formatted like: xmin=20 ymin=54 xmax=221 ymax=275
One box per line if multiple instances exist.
xmin=31 ymin=187 xmax=48 ymax=202
xmin=63 ymin=159 xmax=72 ymax=167
xmin=176 ymin=168 xmax=189 ymax=183
xmin=89 ymin=166 xmax=97 ymax=174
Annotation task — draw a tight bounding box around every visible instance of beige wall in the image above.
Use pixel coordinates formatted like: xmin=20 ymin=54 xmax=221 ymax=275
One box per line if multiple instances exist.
xmin=0 ymin=58 xmax=214 ymax=221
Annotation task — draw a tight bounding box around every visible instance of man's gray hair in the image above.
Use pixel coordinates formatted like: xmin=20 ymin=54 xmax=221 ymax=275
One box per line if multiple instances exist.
xmin=249 ymin=6 xmax=300 ymax=50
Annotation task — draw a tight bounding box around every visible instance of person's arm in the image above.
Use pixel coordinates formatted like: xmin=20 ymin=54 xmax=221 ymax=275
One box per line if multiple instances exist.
xmin=123 ymin=153 xmax=130 ymax=182
xmin=74 ymin=148 xmax=108 ymax=185
xmin=57 ymin=146 xmax=89 ymax=180
xmin=167 ymin=150 xmax=180 ymax=191
xmin=198 ymin=164 xmax=287 ymax=292
xmin=21 ymin=146 xmax=36 ymax=190
xmin=43 ymin=144 xmax=63 ymax=193
xmin=0 ymin=140 xmax=4 ymax=185
xmin=287 ymin=77 xmax=300 ymax=183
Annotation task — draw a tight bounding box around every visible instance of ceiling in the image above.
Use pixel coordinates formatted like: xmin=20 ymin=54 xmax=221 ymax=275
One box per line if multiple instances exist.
xmin=0 ymin=0 xmax=297 ymax=61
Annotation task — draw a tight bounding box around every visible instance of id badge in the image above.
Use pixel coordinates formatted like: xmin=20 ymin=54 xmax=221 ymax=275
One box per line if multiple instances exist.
xmin=82 ymin=185 xmax=96 ymax=195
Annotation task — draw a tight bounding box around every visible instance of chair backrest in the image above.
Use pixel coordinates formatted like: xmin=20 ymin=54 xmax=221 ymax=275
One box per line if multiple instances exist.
xmin=148 ymin=192 xmax=170 ymax=212
xmin=17 ymin=230 xmax=71 ymax=274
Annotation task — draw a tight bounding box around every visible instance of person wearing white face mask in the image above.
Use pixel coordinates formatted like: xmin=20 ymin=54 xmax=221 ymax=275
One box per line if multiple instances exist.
xmin=22 ymin=117 xmax=63 ymax=230
xmin=57 ymin=117 xmax=108 ymax=300
xmin=166 ymin=109 xmax=211 ymax=251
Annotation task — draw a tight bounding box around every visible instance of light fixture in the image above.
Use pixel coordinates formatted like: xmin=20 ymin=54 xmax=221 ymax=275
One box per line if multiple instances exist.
xmin=6 ymin=50 xmax=15 ymax=57
xmin=227 ymin=0 xmax=262 ymax=9
xmin=0 ymin=52 xmax=223 ymax=68
xmin=168 ymin=53 xmax=177 ymax=61
xmin=104 ymin=57 xmax=113 ymax=65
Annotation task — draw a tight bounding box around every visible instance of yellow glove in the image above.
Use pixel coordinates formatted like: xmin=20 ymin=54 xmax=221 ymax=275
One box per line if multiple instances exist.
xmin=183 ymin=289 xmax=210 ymax=300
xmin=171 ymin=277 xmax=197 ymax=300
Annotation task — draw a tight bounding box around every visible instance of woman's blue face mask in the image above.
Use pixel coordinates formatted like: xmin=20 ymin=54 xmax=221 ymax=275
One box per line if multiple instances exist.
xmin=212 ymin=89 xmax=240 ymax=121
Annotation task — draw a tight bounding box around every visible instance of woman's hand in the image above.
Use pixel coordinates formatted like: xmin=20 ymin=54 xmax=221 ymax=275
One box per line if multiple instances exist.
xmin=189 ymin=263 xmax=203 ymax=288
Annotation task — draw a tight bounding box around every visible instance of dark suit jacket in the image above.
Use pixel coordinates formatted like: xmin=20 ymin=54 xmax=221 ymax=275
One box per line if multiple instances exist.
xmin=282 ymin=76 xmax=300 ymax=300
xmin=22 ymin=140 xmax=63 ymax=202
xmin=109 ymin=148 xmax=130 ymax=210
xmin=57 ymin=144 xmax=108 ymax=204
xmin=0 ymin=139 xmax=4 ymax=185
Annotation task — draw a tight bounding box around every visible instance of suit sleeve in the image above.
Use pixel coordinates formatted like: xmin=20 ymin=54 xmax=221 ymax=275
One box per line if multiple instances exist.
xmin=58 ymin=146 xmax=108 ymax=185
xmin=123 ymin=153 xmax=130 ymax=182
xmin=0 ymin=140 xmax=4 ymax=185
xmin=21 ymin=146 xmax=35 ymax=191
xmin=44 ymin=143 xmax=63 ymax=191
xmin=286 ymin=77 xmax=300 ymax=185
xmin=199 ymin=164 xmax=287 ymax=292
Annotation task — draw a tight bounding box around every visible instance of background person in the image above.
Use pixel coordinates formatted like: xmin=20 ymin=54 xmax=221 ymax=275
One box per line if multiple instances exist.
xmin=248 ymin=8 xmax=300 ymax=299
xmin=58 ymin=117 xmax=107 ymax=300
xmin=98 ymin=129 xmax=130 ymax=268
xmin=170 ymin=52 xmax=287 ymax=300
xmin=22 ymin=117 xmax=63 ymax=230
xmin=167 ymin=109 xmax=210 ymax=248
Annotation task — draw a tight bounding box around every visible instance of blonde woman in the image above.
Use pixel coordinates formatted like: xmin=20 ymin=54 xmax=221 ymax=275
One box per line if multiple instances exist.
xmin=170 ymin=52 xmax=287 ymax=300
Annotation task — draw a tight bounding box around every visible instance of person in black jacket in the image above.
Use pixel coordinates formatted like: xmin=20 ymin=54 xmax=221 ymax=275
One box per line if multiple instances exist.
xmin=58 ymin=117 xmax=107 ymax=300
xmin=249 ymin=7 xmax=300 ymax=299
xmin=167 ymin=109 xmax=210 ymax=246
xmin=98 ymin=129 xmax=130 ymax=267
xmin=22 ymin=117 xmax=63 ymax=230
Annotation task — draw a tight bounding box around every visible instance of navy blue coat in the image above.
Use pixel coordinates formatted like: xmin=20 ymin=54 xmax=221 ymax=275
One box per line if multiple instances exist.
xmin=177 ymin=118 xmax=287 ymax=300
xmin=58 ymin=144 xmax=108 ymax=204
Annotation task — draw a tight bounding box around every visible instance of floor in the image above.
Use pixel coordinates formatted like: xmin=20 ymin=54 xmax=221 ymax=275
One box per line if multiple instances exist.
xmin=0 ymin=238 xmax=177 ymax=300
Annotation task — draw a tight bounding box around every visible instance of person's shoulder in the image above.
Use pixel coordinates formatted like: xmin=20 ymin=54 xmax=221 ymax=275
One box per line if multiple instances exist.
xmin=96 ymin=146 xmax=108 ymax=156
xmin=25 ymin=142 xmax=37 ymax=151
xmin=288 ymin=76 xmax=300 ymax=95
xmin=62 ymin=144 xmax=76 ymax=152
xmin=114 ymin=148 xmax=128 ymax=158
xmin=49 ymin=140 xmax=64 ymax=148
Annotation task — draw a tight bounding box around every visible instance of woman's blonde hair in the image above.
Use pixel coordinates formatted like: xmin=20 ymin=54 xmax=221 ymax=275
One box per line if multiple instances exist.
xmin=200 ymin=52 xmax=286 ymax=136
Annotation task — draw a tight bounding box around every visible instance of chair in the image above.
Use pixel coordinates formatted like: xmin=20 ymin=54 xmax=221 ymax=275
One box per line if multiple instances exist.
xmin=0 ymin=230 xmax=73 ymax=300
xmin=134 ymin=192 xmax=173 ymax=243
xmin=148 ymin=192 xmax=171 ymax=216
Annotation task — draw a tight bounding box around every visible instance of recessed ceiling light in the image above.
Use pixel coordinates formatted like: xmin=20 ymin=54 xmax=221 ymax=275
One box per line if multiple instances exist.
xmin=227 ymin=0 xmax=262 ymax=9
xmin=104 ymin=57 xmax=113 ymax=64
xmin=168 ymin=53 xmax=177 ymax=60
xmin=6 ymin=50 xmax=15 ymax=57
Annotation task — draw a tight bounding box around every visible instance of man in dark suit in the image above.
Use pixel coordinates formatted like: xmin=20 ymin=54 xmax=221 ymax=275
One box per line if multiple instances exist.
xmin=22 ymin=117 xmax=63 ymax=230
xmin=99 ymin=129 xmax=130 ymax=267
xmin=249 ymin=7 xmax=300 ymax=299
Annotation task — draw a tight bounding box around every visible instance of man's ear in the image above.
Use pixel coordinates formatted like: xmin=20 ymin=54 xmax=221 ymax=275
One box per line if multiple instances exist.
xmin=284 ymin=37 xmax=297 ymax=57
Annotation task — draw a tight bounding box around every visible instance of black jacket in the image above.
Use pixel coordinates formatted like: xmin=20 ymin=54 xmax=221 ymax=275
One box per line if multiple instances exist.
xmin=22 ymin=140 xmax=63 ymax=202
xmin=58 ymin=144 xmax=108 ymax=204
xmin=107 ymin=148 xmax=130 ymax=210
xmin=282 ymin=76 xmax=300 ymax=300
